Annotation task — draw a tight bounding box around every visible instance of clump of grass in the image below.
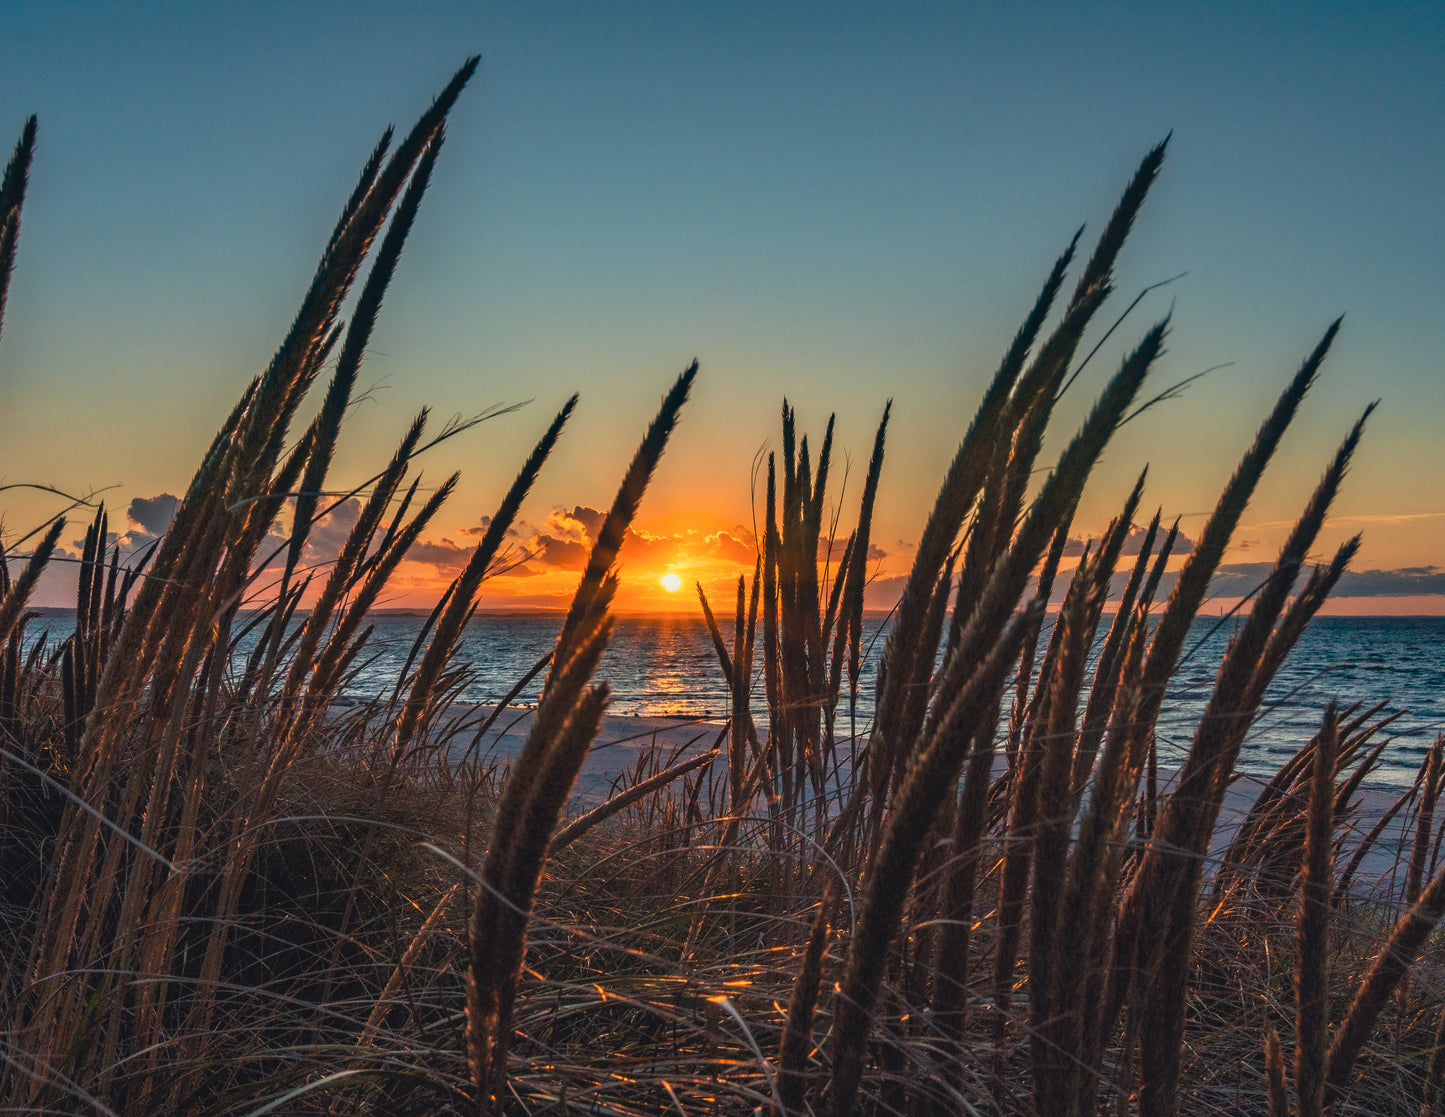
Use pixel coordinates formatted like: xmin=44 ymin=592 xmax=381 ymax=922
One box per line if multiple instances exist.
xmin=682 ymin=140 xmax=1439 ymax=1117
xmin=466 ymin=363 xmax=696 ymax=1112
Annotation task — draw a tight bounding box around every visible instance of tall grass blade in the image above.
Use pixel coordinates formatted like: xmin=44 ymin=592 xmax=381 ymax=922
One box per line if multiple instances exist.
xmin=0 ymin=115 xmax=37 ymax=347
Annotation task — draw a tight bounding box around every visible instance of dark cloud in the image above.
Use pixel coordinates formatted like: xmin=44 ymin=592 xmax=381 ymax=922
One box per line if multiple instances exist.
xmin=709 ymin=530 xmax=757 ymax=564
xmin=459 ymin=514 xmax=524 ymax=540
xmin=1172 ymin=563 xmax=1445 ymax=601
xmin=562 ymin=505 xmax=606 ymax=538
xmin=405 ymin=505 xmax=887 ymax=587
xmin=406 ymin=537 xmax=474 ymax=568
xmin=1062 ymin=522 xmax=1197 ymax=560
xmin=69 ymin=529 xmax=121 ymax=555
xmin=816 ymin=537 xmax=889 ymax=564
xmin=1123 ymin=523 xmax=1194 ymax=557
xmin=870 ymin=551 xmax=1445 ymax=612
xmin=1320 ymin=566 xmax=1445 ymax=598
xmin=399 ymin=535 xmax=549 ymax=585
xmin=478 ymin=509 xmax=765 ymax=574
xmin=127 ymin=494 xmax=180 ymax=538
xmin=301 ymin=498 xmax=361 ymax=566
xmin=534 ymin=505 xmax=604 ymax=543
xmin=76 ymin=492 xmax=185 ymax=559
xmin=245 ymin=497 xmax=364 ymax=573
xmin=863 ymin=574 xmax=908 ymax=612
xmin=1121 ymin=523 xmax=1190 ymax=557
xmin=532 ymin=534 xmax=590 ymax=570
xmin=478 ymin=507 xmax=605 ymax=572
xmin=1204 ymin=562 xmax=1289 ymax=598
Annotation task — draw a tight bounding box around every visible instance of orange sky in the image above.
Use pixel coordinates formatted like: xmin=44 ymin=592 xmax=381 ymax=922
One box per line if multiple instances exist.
xmin=18 ymin=380 xmax=1445 ymax=618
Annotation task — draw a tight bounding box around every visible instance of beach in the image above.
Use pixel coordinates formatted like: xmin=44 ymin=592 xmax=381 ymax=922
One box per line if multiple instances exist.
xmin=430 ymin=701 xmax=1415 ymax=902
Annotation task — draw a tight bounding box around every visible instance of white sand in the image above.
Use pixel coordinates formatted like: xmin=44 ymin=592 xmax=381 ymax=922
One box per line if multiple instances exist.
xmin=430 ymin=703 xmax=1415 ymax=900
xmin=435 ymin=704 xmax=728 ymax=805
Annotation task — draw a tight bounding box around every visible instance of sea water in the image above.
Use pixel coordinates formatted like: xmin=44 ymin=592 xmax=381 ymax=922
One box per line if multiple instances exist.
xmin=341 ymin=613 xmax=1445 ymax=789
xmin=23 ymin=611 xmax=1445 ymax=789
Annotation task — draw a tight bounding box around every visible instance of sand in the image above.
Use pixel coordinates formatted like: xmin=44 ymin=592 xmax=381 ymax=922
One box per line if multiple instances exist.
xmin=425 ymin=703 xmax=1415 ymax=901
xmin=433 ymin=703 xmax=728 ymax=804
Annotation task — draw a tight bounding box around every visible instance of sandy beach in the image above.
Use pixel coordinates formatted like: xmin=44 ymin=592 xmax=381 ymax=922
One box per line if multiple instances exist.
xmin=433 ymin=703 xmax=729 ymax=804
xmin=430 ymin=703 xmax=1414 ymax=900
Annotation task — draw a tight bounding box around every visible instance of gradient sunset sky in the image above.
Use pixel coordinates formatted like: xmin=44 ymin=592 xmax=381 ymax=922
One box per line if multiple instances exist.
xmin=2 ymin=2 xmax=1442 ymax=612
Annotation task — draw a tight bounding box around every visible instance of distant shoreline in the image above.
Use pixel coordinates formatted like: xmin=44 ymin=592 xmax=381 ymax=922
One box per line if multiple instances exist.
xmin=23 ymin=606 xmax=1445 ymax=620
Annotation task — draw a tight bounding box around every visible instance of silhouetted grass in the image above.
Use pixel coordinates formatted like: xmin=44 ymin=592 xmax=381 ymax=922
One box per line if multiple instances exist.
xmin=0 ymin=64 xmax=1442 ymax=1117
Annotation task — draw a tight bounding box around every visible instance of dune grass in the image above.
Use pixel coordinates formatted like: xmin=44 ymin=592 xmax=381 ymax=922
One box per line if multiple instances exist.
xmin=2 ymin=61 xmax=1444 ymax=1116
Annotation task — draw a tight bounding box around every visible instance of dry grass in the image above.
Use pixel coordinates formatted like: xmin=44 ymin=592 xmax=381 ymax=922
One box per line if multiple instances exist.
xmin=1 ymin=62 xmax=1443 ymax=1117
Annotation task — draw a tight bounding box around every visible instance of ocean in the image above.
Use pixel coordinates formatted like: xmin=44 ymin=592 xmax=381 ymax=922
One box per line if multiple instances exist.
xmin=340 ymin=612 xmax=1445 ymax=789
xmin=24 ymin=611 xmax=1445 ymax=790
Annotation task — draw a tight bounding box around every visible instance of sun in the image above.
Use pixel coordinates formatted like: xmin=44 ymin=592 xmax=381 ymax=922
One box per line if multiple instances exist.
xmin=660 ymin=572 xmax=682 ymax=592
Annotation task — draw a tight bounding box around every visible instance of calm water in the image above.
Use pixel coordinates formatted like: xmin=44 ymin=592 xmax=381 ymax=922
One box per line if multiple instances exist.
xmin=336 ymin=613 xmax=1445 ymax=789
xmin=25 ymin=611 xmax=1445 ymax=789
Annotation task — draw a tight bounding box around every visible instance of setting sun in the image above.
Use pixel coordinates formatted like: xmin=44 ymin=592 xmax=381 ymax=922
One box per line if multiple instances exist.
xmin=660 ymin=573 xmax=682 ymax=592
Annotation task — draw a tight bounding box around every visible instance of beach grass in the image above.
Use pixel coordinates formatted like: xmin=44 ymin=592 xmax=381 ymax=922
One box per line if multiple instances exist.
xmin=1 ymin=60 xmax=1444 ymax=1117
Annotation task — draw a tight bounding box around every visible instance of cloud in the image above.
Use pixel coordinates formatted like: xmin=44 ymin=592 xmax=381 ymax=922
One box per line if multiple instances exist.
xmin=72 ymin=492 xmax=183 ymax=558
xmin=544 ymin=505 xmax=604 ymax=542
xmin=861 ymin=548 xmax=1439 ymax=613
xmin=1187 ymin=563 xmax=1445 ymax=600
xmin=1124 ymin=523 xmax=1194 ymax=557
xmin=1318 ymin=566 xmax=1445 ymax=598
xmin=398 ymin=533 xmax=552 ymax=587
xmin=462 ymin=507 xmax=767 ymax=577
xmin=531 ymin=534 xmax=590 ymax=570
xmin=300 ymin=498 xmax=361 ymax=566
xmin=127 ymin=494 xmax=180 ymax=538
xmin=477 ymin=506 xmax=612 ymax=572
xmin=459 ymin=514 xmax=524 ymax=540
xmin=708 ymin=530 xmax=757 ymax=564
xmin=1062 ymin=522 xmax=1197 ymax=560
xmin=863 ymin=574 xmax=908 ymax=612
xmin=243 ymin=497 xmax=364 ymax=573
xmin=405 ymin=537 xmax=474 ymax=568
xmin=817 ymin=537 xmax=889 ymax=564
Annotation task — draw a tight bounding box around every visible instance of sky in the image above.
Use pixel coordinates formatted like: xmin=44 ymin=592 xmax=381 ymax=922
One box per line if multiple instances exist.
xmin=1 ymin=1 xmax=1442 ymax=613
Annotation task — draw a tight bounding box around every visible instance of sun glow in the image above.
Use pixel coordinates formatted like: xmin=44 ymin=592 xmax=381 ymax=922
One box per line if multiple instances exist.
xmin=660 ymin=572 xmax=682 ymax=592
